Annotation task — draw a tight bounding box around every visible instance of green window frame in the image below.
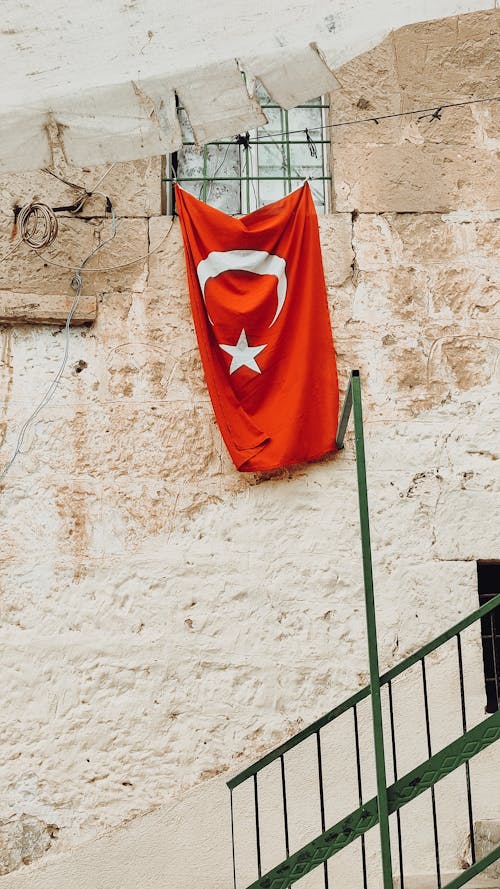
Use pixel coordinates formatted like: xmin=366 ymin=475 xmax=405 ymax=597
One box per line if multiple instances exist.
xmin=163 ymin=86 xmax=331 ymax=216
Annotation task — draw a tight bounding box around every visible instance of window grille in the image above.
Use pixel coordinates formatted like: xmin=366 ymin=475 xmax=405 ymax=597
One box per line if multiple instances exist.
xmin=164 ymin=84 xmax=331 ymax=216
xmin=477 ymin=561 xmax=500 ymax=712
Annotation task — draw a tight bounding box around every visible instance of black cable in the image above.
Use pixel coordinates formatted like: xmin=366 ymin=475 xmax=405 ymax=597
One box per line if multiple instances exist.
xmin=264 ymin=95 xmax=500 ymax=139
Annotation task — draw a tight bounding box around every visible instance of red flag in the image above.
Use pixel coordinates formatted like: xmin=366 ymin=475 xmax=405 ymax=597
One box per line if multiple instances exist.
xmin=176 ymin=183 xmax=338 ymax=472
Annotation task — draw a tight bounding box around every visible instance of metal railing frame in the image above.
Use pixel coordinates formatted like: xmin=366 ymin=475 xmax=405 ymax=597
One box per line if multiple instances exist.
xmin=228 ymin=370 xmax=500 ymax=889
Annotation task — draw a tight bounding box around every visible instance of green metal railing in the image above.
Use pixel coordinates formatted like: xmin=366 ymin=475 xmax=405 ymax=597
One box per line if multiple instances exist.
xmin=228 ymin=371 xmax=500 ymax=889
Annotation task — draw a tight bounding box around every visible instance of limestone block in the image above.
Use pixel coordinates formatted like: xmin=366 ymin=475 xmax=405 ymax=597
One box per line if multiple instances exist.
xmin=393 ymin=10 xmax=499 ymax=105
xmin=353 ymin=214 xmax=402 ymax=271
xmin=351 ymin=268 xmax=430 ymax=324
xmin=474 ymin=821 xmax=500 ymax=879
xmin=146 ymin=217 xmax=188 ymax=294
xmin=0 ymin=218 xmax=149 ymax=297
xmin=0 ymin=816 xmax=58 ymax=876
xmin=0 ymin=327 xmax=103 ymax=426
xmin=1 ymin=401 xmax=231 ymax=490
xmin=329 ymin=10 xmax=500 ymax=212
xmin=433 ymin=489 xmax=500 ymax=560
xmin=427 ymin=267 xmax=500 ymax=320
xmin=472 ymin=214 xmax=500 ymax=258
xmin=427 ymin=333 xmax=500 ymax=390
xmin=0 ymin=158 xmax=162 ymax=221
xmin=332 ymin=143 xmax=500 ymax=213
xmin=0 ymin=291 xmax=96 ymax=325
xmin=353 ymin=213 xmax=500 ymax=292
xmin=318 ymin=214 xmax=353 ymax=286
xmin=351 ymin=260 xmax=499 ymax=329
xmin=330 ymin=34 xmax=401 ymax=133
xmin=471 ymin=103 xmax=500 ymax=150
xmin=444 ymin=399 xmax=499 ymax=471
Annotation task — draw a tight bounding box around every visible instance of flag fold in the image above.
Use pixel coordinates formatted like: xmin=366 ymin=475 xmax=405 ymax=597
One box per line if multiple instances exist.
xmin=176 ymin=183 xmax=338 ymax=472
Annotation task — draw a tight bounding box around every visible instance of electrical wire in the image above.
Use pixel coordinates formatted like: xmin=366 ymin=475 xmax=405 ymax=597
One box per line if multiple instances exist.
xmin=31 ymin=219 xmax=174 ymax=273
xmin=0 ymin=162 xmax=178 ymax=483
xmin=0 ymin=239 xmax=22 ymax=264
xmin=0 ymin=178 xmax=119 ymax=483
xmin=16 ymin=202 xmax=59 ymax=248
xmin=264 ymin=94 xmax=500 ymax=139
xmin=205 ymin=140 xmax=233 ymax=202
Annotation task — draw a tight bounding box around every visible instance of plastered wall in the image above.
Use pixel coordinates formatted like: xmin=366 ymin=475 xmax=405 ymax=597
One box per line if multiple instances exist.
xmin=0 ymin=9 xmax=498 ymax=887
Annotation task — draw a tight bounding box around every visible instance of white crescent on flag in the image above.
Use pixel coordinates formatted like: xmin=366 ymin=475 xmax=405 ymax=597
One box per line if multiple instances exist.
xmin=196 ymin=249 xmax=287 ymax=327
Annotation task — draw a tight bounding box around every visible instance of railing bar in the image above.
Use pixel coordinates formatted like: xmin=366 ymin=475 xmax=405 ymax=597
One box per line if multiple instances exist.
xmin=388 ymin=681 xmax=405 ymax=889
xmin=384 ymin=595 xmax=500 ymax=685
xmin=254 ymin=774 xmax=262 ymax=879
xmin=227 ymin=595 xmax=500 ymax=789
xmin=353 ymin=704 xmax=368 ymax=889
xmin=335 ymin=373 xmax=353 ymax=450
xmin=441 ymin=845 xmax=500 ymax=889
xmin=352 ymin=370 xmax=393 ymax=889
xmin=280 ymin=755 xmax=291 ymax=861
xmin=456 ymin=634 xmax=476 ymax=864
xmin=421 ymin=658 xmax=442 ymax=889
xmin=243 ymin=712 xmax=500 ymax=889
xmin=230 ymin=788 xmax=238 ymax=889
xmin=227 ymin=687 xmax=371 ymax=788
xmin=316 ymin=731 xmax=330 ymax=889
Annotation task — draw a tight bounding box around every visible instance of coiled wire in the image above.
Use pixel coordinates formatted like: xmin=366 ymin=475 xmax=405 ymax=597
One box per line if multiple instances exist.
xmin=17 ymin=201 xmax=59 ymax=248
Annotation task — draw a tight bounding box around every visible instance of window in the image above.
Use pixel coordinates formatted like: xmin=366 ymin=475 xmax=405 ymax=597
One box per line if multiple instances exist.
xmin=477 ymin=562 xmax=500 ymax=713
xmin=165 ymin=84 xmax=331 ymax=216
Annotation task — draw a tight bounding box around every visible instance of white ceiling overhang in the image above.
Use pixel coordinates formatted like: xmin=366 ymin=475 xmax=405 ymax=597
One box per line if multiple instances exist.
xmin=0 ymin=0 xmax=492 ymax=172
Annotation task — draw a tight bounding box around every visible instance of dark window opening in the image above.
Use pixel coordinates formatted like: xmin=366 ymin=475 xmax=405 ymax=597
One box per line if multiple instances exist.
xmin=477 ymin=561 xmax=500 ymax=713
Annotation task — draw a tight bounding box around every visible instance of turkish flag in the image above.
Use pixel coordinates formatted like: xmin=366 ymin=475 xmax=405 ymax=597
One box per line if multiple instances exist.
xmin=176 ymin=183 xmax=339 ymax=472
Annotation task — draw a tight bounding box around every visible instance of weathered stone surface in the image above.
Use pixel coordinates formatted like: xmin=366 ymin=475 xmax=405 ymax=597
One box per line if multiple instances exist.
xmin=474 ymin=821 xmax=500 ymax=878
xmin=0 ymin=816 xmax=57 ymax=876
xmin=0 ymin=157 xmax=162 ymax=221
xmin=330 ymin=9 xmax=500 ymax=211
xmin=0 ymin=218 xmax=149 ymax=297
xmin=0 ymin=291 xmax=96 ymax=325
xmin=318 ymin=214 xmax=353 ymax=285
xmin=331 ymin=34 xmax=401 ymax=130
xmin=393 ymin=11 xmax=500 ymax=105
xmin=147 ymin=217 xmax=188 ymax=293
xmin=333 ymin=142 xmax=500 ymax=212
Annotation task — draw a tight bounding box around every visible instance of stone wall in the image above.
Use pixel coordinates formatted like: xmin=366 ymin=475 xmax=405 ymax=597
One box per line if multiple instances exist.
xmin=0 ymin=9 xmax=498 ymax=886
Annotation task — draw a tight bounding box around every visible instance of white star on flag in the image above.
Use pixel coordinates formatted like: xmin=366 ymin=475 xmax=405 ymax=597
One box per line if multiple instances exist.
xmin=219 ymin=329 xmax=267 ymax=375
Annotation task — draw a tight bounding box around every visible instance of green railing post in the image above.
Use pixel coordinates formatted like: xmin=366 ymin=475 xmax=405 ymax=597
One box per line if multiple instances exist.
xmin=351 ymin=370 xmax=394 ymax=889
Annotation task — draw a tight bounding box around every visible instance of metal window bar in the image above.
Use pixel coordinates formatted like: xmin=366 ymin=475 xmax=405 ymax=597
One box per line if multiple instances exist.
xmin=350 ymin=370 xmax=393 ymax=889
xmin=178 ymin=140 xmax=332 ymax=146
xmin=176 ymin=103 xmax=332 ymax=112
xmin=163 ymin=176 xmax=332 ymax=182
xmin=491 ymin=608 xmax=500 ymax=710
xmin=166 ymin=92 xmax=330 ymax=215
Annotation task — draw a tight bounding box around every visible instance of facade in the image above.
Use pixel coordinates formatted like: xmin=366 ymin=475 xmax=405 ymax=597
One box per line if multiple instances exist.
xmin=0 ymin=8 xmax=498 ymax=888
